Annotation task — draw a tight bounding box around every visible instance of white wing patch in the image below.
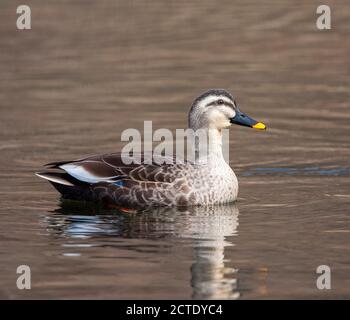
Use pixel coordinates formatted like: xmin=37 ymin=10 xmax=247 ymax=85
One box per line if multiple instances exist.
xmin=60 ymin=164 xmax=117 ymax=184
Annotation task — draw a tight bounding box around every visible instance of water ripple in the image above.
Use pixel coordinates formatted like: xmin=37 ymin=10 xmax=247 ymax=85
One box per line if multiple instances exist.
xmin=242 ymin=167 xmax=350 ymax=177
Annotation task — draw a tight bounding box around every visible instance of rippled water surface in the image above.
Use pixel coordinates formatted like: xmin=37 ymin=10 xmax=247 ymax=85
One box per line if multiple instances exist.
xmin=0 ymin=0 xmax=350 ymax=299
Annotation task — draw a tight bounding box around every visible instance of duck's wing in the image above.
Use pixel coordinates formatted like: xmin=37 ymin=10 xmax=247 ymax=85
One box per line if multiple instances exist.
xmin=45 ymin=152 xmax=189 ymax=184
xmin=37 ymin=152 xmax=193 ymax=206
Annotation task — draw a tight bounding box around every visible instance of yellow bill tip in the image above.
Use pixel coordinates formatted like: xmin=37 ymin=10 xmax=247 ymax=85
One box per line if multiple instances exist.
xmin=252 ymin=122 xmax=266 ymax=130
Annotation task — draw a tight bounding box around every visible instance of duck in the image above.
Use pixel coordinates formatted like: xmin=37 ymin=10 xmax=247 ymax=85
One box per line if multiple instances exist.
xmin=36 ymin=89 xmax=266 ymax=207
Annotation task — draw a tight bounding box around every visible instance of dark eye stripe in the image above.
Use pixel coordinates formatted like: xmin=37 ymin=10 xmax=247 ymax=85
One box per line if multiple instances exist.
xmin=206 ymin=100 xmax=235 ymax=108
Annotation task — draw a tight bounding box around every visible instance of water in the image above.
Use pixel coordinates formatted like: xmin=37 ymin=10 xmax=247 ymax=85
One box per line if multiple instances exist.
xmin=1 ymin=0 xmax=350 ymax=299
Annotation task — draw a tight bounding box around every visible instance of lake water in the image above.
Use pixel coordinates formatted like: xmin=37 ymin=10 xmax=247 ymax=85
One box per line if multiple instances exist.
xmin=0 ymin=0 xmax=349 ymax=299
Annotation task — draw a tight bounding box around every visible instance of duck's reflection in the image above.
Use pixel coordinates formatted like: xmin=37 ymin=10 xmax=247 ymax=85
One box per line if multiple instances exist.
xmin=44 ymin=202 xmax=240 ymax=299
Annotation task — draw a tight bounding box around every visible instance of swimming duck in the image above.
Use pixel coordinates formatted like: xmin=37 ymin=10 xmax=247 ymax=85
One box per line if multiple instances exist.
xmin=36 ymin=89 xmax=266 ymax=207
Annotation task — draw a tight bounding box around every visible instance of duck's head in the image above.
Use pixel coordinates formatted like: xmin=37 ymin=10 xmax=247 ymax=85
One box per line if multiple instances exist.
xmin=189 ymin=89 xmax=266 ymax=131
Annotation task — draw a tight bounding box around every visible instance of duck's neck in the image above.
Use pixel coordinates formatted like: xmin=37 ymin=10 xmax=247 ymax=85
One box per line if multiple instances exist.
xmin=194 ymin=128 xmax=225 ymax=163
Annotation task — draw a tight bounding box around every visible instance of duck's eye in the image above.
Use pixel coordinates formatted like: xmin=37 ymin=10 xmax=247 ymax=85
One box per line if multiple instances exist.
xmin=218 ymin=99 xmax=224 ymax=105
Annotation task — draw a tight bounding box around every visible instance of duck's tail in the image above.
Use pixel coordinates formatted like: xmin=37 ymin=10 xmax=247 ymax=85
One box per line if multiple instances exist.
xmin=35 ymin=171 xmax=93 ymax=201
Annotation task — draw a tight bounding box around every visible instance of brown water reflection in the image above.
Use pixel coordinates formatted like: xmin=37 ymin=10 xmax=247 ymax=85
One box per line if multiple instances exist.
xmin=46 ymin=204 xmax=240 ymax=299
xmin=0 ymin=0 xmax=350 ymax=299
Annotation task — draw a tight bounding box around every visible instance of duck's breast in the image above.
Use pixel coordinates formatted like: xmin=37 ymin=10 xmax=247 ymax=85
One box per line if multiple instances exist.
xmin=173 ymin=162 xmax=238 ymax=205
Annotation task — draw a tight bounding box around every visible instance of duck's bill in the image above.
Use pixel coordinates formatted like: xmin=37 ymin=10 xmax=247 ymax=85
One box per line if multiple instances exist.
xmin=230 ymin=109 xmax=266 ymax=130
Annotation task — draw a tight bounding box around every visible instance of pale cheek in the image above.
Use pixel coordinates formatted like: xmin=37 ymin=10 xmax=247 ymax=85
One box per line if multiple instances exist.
xmin=229 ymin=110 xmax=236 ymax=119
xmin=220 ymin=119 xmax=232 ymax=128
xmin=209 ymin=111 xmax=231 ymax=128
